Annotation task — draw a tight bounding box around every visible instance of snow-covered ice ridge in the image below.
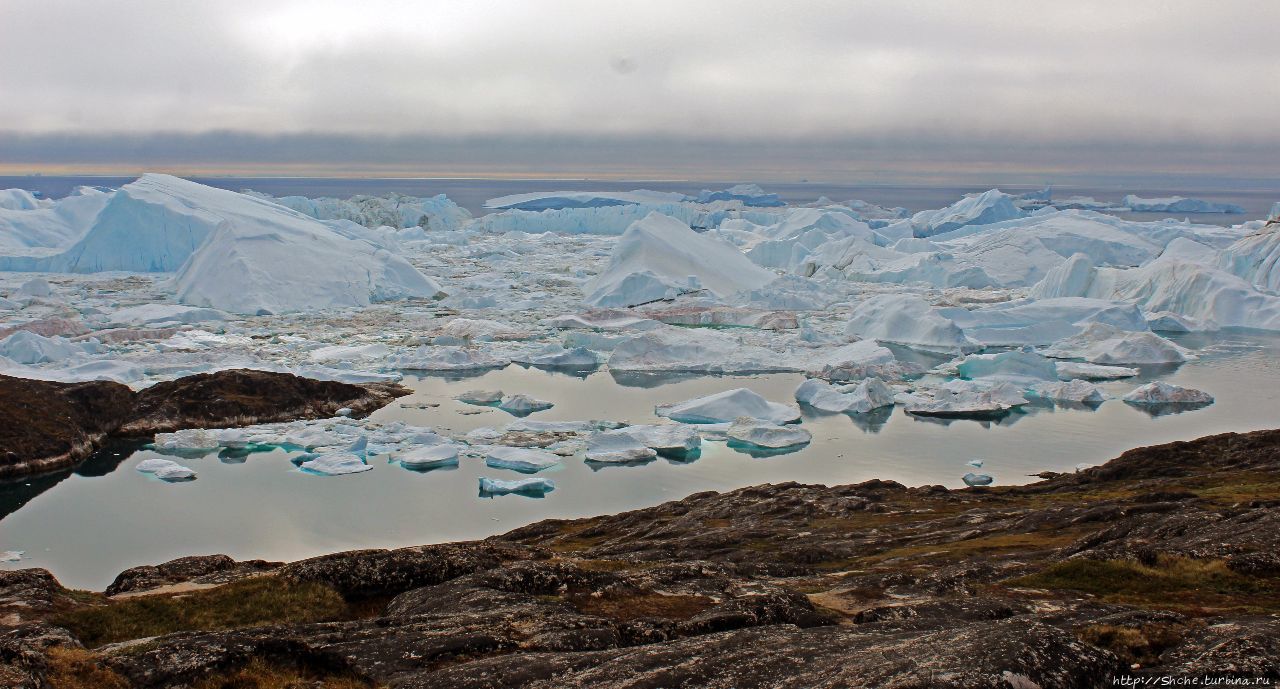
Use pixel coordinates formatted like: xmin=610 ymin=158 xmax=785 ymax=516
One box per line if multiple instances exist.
xmin=0 ymin=175 xmax=1273 ymax=434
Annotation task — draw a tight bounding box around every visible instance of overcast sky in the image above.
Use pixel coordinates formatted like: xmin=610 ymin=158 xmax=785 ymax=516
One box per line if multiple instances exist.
xmin=2 ymin=0 xmax=1278 ymax=181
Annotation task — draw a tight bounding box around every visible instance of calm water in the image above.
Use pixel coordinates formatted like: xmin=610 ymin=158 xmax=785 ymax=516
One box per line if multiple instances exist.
xmin=1 ymin=330 xmax=1279 ymax=589
xmin=1 ymin=175 xmax=1275 ymax=224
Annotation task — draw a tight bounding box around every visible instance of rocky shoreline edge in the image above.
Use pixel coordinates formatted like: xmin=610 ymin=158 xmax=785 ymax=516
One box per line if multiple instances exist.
xmin=0 ymin=369 xmax=411 ymax=479
xmin=1 ymin=428 xmax=1278 ymax=687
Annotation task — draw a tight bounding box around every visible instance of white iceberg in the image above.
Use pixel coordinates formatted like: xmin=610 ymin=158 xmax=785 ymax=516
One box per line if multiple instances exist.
xmin=0 ymin=331 xmax=82 ymax=364
xmin=585 ymin=430 xmax=659 ymax=463
xmin=388 ymin=346 xmax=509 ymax=371
xmin=1122 ymin=195 xmax=1243 ymax=214
xmin=1122 ymin=382 xmax=1213 ymax=405
xmin=498 ymin=394 xmax=554 ymax=415
xmin=794 ymin=377 xmax=895 ymax=413
xmin=606 ymin=326 xmax=793 ymax=373
xmin=1054 ymin=361 xmax=1139 ymax=380
xmin=299 ymin=452 xmax=372 ymax=476
xmin=1028 ymin=380 xmax=1106 ymax=403
xmin=397 ymin=444 xmax=460 ymax=469
xmin=911 ymin=189 xmax=1024 ymax=237
xmin=845 ymin=294 xmax=977 ymax=354
xmin=1040 ymin=323 xmax=1192 ymax=365
xmin=726 ymin=417 xmax=812 ymax=449
xmin=484 ymin=190 xmax=687 ymax=211
xmin=135 ymin=457 xmax=197 ymax=481
xmin=484 ymin=446 xmax=561 ymax=473
xmin=612 ymin=424 xmax=701 ymax=456
xmin=656 ymin=388 xmax=800 ymax=425
xmin=904 ymin=381 xmax=1028 ymax=418
xmin=955 ymin=350 xmax=1059 ymax=384
xmin=456 ymin=390 xmax=504 ymax=405
xmin=478 ymin=476 xmax=555 ymax=495
xmin=582 ymin=212 xmax=777 ymax=307
xmin=804 ymin=340 xmax=902 ymax=381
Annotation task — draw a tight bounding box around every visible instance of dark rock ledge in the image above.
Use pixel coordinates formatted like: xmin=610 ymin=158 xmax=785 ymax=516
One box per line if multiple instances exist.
xmin=0 ymin=369 xmax=410 ymax=479
xmin=1 ymin=429 xmax=1279 ymax=687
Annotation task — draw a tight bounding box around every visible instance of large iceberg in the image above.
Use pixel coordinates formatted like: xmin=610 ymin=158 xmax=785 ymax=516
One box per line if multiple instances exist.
xmin=485 ymin=190 xmax=687 ymax=211
xmin=656 ymin=388 xmax=800 ymax=425
xmin=0 ymin=186 xmax=112 ymax=252
xmin=265 ymin=192 xmax=471 ymax=232
xmin=794 ymin=377 xmax=895 ymax=413
xmin=845 ymin=294 xmax=978 ymax=354
xmin=911 ymin=190 xmax=1024 ymax=238
xmin=1218 ymin=224 xmax=1280 ymax=294
xmin=583 ymin=212 xmax=777 ymax=307
xmin=1040 ymin=323 xmax=1192 ymax=365
xmin=694 ymin=184 xmax=784 ymax=207
xmin=1122 ymin=195 xmax=1244 ymax=214
xmin=606 ymin=327 xmax=794 ymax=373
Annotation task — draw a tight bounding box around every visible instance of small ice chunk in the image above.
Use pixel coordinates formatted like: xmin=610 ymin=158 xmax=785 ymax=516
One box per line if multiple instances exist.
xmin=136 ymin=458 xmax=181 ymax=473
xmin=963 ymin=472 xmax=994 ymax=486
xmin=0 ymin=550 xmax=24 ymax=562
xmin=967 ymin=459 xmax=984 ymax=468
xmin=585 ymin=430 xmax=658 ymax=463
xmin=1122 ymin=382 xmax=1213 ymax=405
xmin=726 ymin=417 xmax=812 ymax=449
xmin=1055 ymin=361 xmax=1139 ymax=380
xmin=614 ymin=424 xmax=701 ymax=456
xmin=498 ymin=394 xmax=554 ymax=415
xmin=151 ymin=428 xmax=220 ymax=454
xmin=398 ymin=444 xmax=460 ymax=469
xmin=656 ymin=388 xmax=800 ymax=425
xmin=456 ymin=389 xmax=504 ymax=405
xmin=484 ymin=446 xmax=561 ymax=473
xmin=478 ymin=477 xmax=555 ymax=496
xmin=299 ymin=452 xmax=372 ymax=476
xmin=794 ymin=377 xmax=895 ymax=413
xmin=335 ymin=407 xmax=353 ymax=417
xmin=135 ymin=458 xmax=196 ymax=481
xmin=1029 ymin=380 xmax=1106 ymax=403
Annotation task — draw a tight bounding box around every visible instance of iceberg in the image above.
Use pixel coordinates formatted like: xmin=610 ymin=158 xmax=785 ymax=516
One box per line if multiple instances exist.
xmin=582 ymin=212 xmax=777 ymax=307
xmin=904 ymin=381 xmax=1028 ymax=419
xmin=846 ymin=294 xmax=977 ymax=354
xmin=694 ymin=184 xmax=784 ymax=207
xmin=456 ymin=390 xmax=504 ymax=405
xmin=151 ymin=429 xmax=221 ymax=455
xmin=1029 ymin=380 xmax=1105 ymax=403
xmin=962 ymin=472 xmax=994 ymax=487
xmin=606 ymin=326 xmax=793 ymax=374
xmin=266 ymin=191 xmax=471 ymax=231
xmin=397 ymin=444 xmax=460 ymax=470
xmin=585 ymin=430 xmax=659 ymax=463
xmin=955 ymin=350 xmax=1059 ymax=384
xmin=388 ymin=346 xmax=509 ymax=371
xmin=484 ymin=446 xmax=561 ymax=473
xmin=1122 ymin=195 xmax=1244 ymax=214
xmin=0 ymin=331 xmax=83 ymax=364
xmin=1040 ymin=323 xmax=1191 ymax=365
xmin=612 ymin=424 xmax=701 ymax=456
xmin=656 ymin=388 xmax=800 ymax=425
xmin=135 ymin=457 xmax=197 ymax=481
xmin=804 ymin=340 xmax=903 ymax=381
xmin=478 ymin=476 xmax=555 ymax=496
xmin=512 ymin=345 xmax=604 ymax=368
xmin=299 ymin=452 xmax=372 ymax=476
xmin=0 ymin=186 xmax=112 ymax=251
xmin=911 ymin=189 xmax=1024 ymax=237
xmin=498 ymin=394 xmax=554 ymax=415
xmin=794 ymin=377 xmax=895 ymax=413
xmin=106 ymin=304 xmax=227 ymax=327
xmin=484 ymin=190 xmax=687 ymax=211
xmin=943 ymin=297 xmax=1149 ymax=348
xmin=1218 ymin=224 xmax=1280 ymax=293
xmin=725 ymin=417 xmax=812 ymax=449
xmin=1122 ymin=381 xmax=1213 ymax=406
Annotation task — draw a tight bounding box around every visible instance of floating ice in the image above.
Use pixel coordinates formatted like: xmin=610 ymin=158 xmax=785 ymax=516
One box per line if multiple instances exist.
xmin=135 ymin=457 xmax=197 ymax=481
xmin=107 ymin=304 xmax=227 ymax=327
xmin=585 ymin=430 xmax=659 ymax=463
xmin=955 ymin=350 xmax=1059 ymax=384
xmin=726 ymin=417 xmax=812 ymax=449
xmin=1122 ymin=382 xmax=1213 ymax=405
xmin=1029 ymin=380 xmax=1106 ymax=403
xmin=457 ymin=390 xmax=504 ymax=405
xmin=694 ymin=184 xmax=784 ymax=207
xmin=904 ymin=381 xmax=1029 ymax=418
xmin=911 ymin=189 xmax=1024 ymax=237
xmin=846 ymin=294 xmax=977 ymax=354
xmin=0 ymin=331 xmax=82 ymax=364
xmin=1055 ymin=361 xmax=1139 ymax=380
xmin=299 ymin=452 xmax=372 ymax=476
xmin=963 ymin=472 xmax=994 ymax=486
xmin=1040 ymin=323 xmax=1191 ymax=365
xmin=0 ymin=550 xmax=23 ymax=562
xmin=611 ymin=424 xmax=701 ymax=456
xmin=485 ymin=190 xmax=687 ymax=211
xmin=583 ymin=212 xmax=776 ymax=307
xmin=794 ymin=377 xmax=895 ymax=413
xmin=656 ymin=388 xmax=800 ymax=425
xmin=498 ymin=394 xmax=554 ymax=415
xmin=151 ymin=429 xmax=221 ymax=455
xmin=389 ymin=346 xmax=509 ymax=371
xmin=397 ymin=444 xmax=460 ymax=470
xmin=1122 ymin=195 xmax=1244 ymax=214
xmin=607 ymin=326 xmax=792 ymax=374
xmin=478 ymin=477 xmax=555 ymax=496
xmin=484 ymin=446 xmax=561 ymax=473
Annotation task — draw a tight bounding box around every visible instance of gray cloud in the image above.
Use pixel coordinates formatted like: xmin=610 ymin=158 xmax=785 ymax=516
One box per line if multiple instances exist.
xmin=1 ymin=0 xmax=1278 ymax=178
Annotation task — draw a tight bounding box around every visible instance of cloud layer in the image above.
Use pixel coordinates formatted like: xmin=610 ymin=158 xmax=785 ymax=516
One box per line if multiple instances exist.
xmin=3 ymin=0 xmax=1278 ymax=143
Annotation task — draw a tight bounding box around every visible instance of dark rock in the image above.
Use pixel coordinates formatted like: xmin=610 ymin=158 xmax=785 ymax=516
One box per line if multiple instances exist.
xmin=279 ymin=542 xmax=533 ymax=600
xmin=0 ymin=569 xmax=75 ymax=625
xmin=105 ymin=555 xmax=280 ymax=597
xmin=0 ymin=375 xmax=134 ymax=477
xmin=120 ymin=368 xmax=409 ymax=434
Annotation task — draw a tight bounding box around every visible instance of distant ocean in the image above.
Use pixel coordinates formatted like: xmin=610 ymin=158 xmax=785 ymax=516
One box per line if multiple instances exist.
xmin=1 ymin=175 xmax=1275 ymax=225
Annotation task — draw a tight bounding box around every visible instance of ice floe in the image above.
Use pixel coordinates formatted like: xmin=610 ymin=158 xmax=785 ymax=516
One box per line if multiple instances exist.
xmin=725 ymin=417 xmax=812 ymax=449
xmin=479 ymin=477 xmax=555 ymax=496
xmin=656 ymin=388 xmax=800 ymax=425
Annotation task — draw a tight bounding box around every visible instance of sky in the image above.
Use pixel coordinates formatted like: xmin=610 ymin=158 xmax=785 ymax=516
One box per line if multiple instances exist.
xmin=1 ymin=0 xmax=1278 ymax=183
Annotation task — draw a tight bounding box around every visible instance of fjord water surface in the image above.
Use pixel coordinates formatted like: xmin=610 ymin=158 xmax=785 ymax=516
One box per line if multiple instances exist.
xmin=1 ymin=330 xmax=1278 ymax=589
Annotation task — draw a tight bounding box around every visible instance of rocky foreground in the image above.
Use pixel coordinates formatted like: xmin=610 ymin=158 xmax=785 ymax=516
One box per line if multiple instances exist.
xmin=3 ymin=430 xmax=1280 ymax=688
xmin=0 ymin=369 xmax=410 ymax=478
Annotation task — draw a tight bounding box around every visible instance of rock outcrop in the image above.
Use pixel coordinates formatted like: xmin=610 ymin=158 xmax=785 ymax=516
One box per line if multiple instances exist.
xmin=2 ymin=429 xmax=1279 ymax=686
xmin=0 ymin=369 xmax=409 ymax=478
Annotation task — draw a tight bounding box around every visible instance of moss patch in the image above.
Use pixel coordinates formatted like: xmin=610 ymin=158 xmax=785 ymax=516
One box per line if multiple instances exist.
xmin=189 ymin=657 xmax=374 ymax=689
xmin=45 ymin=647 xmax=130 ymax=689
xmin=1009 ymin=556 xmax=1280 ymax=613
xmin=54 ymin=576 xmax=353 ymax=648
